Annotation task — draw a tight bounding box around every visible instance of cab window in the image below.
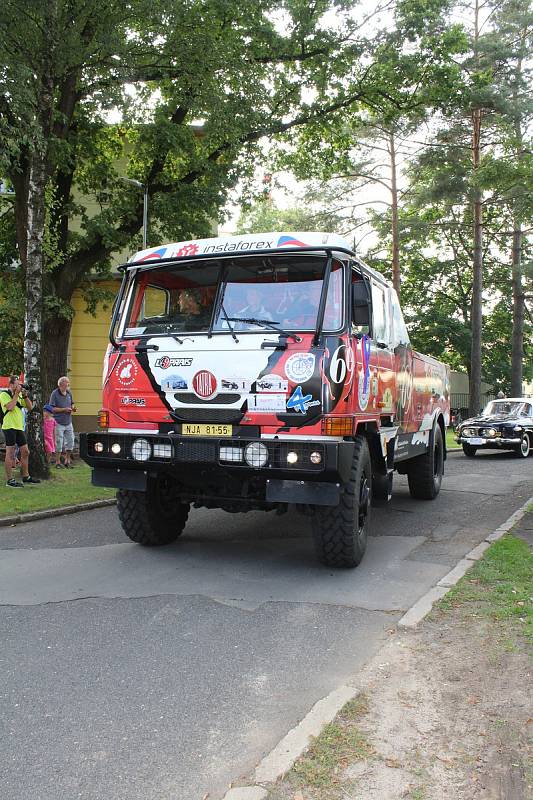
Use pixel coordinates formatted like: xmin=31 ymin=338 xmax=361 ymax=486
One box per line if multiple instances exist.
xmin=371 ymin=283 xmax=388 ymax=345
xmin=389 ymin=289 xmax=410 ymax=348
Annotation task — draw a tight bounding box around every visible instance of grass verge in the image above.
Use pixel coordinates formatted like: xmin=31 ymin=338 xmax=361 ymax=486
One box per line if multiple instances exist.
xmin=436 ymin=532 xmax=532 ymax=646
xmin=271 ymin=694 xmax=373 ymax=799
xmin=0 ymin=461 xmax=115 ymax=518
xmin=446 ymin=428 xmax=460 ymax=450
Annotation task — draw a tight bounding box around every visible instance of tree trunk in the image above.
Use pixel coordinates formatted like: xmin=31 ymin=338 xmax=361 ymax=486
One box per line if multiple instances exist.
xmin=42 ymin=315 xmax=73 ymax=399
xmin=25 ymin=149 xmax=50 ymax=479
xmin=469 ymin=107 xmax=483 ymax=418
xmin=510 ymin=41 xmax=526 ymax=399
xmin=389 ymin=132 xmax=401 ymax=299
xmin=23 ymin=1 xmax=56 ymax=479
xmin=510 ymin=221 xmax=524 ymax=396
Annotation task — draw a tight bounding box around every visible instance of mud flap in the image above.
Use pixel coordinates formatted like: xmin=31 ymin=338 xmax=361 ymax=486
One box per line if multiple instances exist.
xmin=92 ymin=467 xmax=147 ymax=492
xmin=266 ymin=479 xmax=340 ymax=506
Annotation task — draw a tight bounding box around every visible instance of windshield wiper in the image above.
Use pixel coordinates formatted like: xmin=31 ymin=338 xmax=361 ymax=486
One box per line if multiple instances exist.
xmin=226 ymin=317 xmax=301 ymax=342
xmin=219 ymin=303 xmax=239 ymax=343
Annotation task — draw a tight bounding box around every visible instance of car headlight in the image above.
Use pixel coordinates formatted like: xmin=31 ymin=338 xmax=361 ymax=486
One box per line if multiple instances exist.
xmin=462 ymin=427 xmax=474 ymax=437
xmin=485 ymin=428 xmax=497 ymax=438
xmin=131 ymin=438 xmax=152 ymax=462
xmin=244 ymin=441 xmax=269 ymax=468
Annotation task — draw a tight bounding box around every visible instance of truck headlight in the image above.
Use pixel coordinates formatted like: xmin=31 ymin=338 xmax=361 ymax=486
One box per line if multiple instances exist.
xmin=244 ymin=442 xmax=269 ymax=468
xmin=131 ymin=438 xmax=151 ymax=462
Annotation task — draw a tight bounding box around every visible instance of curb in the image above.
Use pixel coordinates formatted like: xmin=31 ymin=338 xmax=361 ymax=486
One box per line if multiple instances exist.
xmin=0 ymin=498 xmax=117 ymax=528
xmin=222 ymin=494 xmax=533 ymax=799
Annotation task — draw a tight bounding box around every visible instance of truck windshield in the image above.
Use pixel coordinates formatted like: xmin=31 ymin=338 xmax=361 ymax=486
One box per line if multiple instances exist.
xmin=120 ymin=254 xmax=344 ymax=337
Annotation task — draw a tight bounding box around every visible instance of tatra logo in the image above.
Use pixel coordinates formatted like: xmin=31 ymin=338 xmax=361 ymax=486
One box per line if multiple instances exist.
xmin=117 ymin=358 xmax=138 ymax=386
xmin=192 ymin=370 xmax=217 ymax=400
xmin=155 ymin=357 xmax=193 ymax=369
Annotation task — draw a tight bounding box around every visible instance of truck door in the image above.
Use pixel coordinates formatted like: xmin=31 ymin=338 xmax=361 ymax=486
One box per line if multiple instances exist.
xmin=389 ymin=289 xmax=413 ymax=432
xmin=369 ymin=281 xmax=394 ymax=416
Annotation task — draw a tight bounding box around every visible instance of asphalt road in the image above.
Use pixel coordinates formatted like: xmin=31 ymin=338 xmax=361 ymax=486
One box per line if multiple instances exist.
xmin=1 ymin=449 xmax=532 ymax=800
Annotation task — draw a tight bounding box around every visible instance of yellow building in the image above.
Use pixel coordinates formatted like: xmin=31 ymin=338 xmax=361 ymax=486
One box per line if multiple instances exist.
xmin=68 ymin=279 xmax=121 ymax=432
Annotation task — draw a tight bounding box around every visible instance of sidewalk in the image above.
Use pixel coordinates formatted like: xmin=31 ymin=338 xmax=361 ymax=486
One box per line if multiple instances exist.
xmin=227 ymin=511 xmax=532 ymax=800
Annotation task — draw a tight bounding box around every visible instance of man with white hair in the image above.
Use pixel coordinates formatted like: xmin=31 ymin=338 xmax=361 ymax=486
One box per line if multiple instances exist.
xmin=49 ymin=376 xmax=77 ymax=468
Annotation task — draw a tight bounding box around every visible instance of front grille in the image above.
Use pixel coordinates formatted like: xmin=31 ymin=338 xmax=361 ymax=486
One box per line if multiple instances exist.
xmin=173 ymin=393 xmax=241 ymax=405
xmin=171 ymin=408 xmax=244 ymax=423
xmin=174 ymin=439 xmax=217 ymax=462
xmin=86 ymin=433 xmax=174 ymax=461
xmin=86 ymin=432 xmax=325 ymax=471
xmin=270 ymin=441 xmax=325 ymax=471
xmin=218 ymin=439 xmax=325 ymax=471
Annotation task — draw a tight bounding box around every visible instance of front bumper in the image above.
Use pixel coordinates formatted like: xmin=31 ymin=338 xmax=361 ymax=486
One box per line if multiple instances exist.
xmin=80 ymin=431 xmax=355 ymax=504
xmin=456 ymin=436 xmax=521 ymax=448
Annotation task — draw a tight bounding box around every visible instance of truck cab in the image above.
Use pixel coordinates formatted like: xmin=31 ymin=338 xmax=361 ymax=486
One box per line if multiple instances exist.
xmin=81 ymin=232 xmax=450 ymax=568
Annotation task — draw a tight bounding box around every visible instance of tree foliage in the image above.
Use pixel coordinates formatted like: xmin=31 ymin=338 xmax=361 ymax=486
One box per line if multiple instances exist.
xmin=1 ymin=0 xmax=407 ymax=392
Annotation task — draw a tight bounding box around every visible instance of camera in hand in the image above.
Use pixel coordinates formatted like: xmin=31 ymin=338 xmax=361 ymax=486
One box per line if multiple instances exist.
xmin=20 ymin=383 xmax=32 ymax=391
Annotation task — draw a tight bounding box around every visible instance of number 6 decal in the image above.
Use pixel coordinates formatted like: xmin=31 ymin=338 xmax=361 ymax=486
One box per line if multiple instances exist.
xmin=329 ymin=345 xmax=353 ymax=384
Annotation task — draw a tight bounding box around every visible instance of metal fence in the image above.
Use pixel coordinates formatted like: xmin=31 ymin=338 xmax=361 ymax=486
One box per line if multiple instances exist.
xmin=450 ymin=393 xmax=495 ymax=418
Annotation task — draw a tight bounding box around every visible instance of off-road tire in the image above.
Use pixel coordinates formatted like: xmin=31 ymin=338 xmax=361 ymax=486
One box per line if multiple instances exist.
xmin=117 ymin=475 xmax=189 ymax=545
xmin=407 ymin=425 xmax=444 ymax=500
xmin=312 ymin=435 xmax=372 ymax=568
xmin=462 ymin=443 xmax=477 ymax=458
xmin=514 ymin=434 xmax=530 ymax=458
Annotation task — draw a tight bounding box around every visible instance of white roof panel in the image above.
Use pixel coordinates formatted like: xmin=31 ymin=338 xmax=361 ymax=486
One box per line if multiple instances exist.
xmin=130 ymin=231 xmax=354 ymax=265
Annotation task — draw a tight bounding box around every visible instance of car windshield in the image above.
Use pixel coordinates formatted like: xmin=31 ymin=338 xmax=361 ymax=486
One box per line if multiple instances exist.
xmin=482 ymin=400 xmax=525 ymax=417
xmin=120 ymin=254 xmax=344 ymax=336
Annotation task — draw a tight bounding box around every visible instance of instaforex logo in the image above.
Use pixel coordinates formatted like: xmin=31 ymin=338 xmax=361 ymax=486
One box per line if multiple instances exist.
xmin=202 ymin=239 xmax=276 ymax=253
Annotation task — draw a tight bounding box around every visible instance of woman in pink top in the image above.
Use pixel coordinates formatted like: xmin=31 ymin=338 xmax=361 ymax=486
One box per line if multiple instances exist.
xmin=42 ymin=404 xmax=57 ymax=464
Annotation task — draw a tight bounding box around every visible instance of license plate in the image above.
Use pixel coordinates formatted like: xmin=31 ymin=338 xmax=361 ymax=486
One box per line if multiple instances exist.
xmin=467 ymin=437 xmax=485 ymax=445
xmin=181 ymin=423 xmax=233 ymax=437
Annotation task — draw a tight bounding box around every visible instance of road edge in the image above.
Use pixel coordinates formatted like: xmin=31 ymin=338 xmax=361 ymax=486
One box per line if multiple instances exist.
xmin=223 ymin=492 xmax=533 ymax=798
xmin=0 ymin=498 xmax=117 ymax=528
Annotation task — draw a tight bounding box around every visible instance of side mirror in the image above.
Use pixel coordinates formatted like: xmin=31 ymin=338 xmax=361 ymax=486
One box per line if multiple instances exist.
xmin=351 ymin=280 xmax=371 ymax=328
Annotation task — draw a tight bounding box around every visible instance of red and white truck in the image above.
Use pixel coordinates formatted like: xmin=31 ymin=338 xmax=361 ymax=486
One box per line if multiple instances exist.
xmin=81 ymin=232 xmax=450 ymax=567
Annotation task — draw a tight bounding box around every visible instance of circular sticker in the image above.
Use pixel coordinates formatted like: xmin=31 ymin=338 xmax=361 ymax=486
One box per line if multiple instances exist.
xmin=192 ymin=370 xmax=218 ymax=400
xmin=285 ymin=352 xmax=316 ymax=383
xmin=117 ymin=358 xmax=138 ymax=387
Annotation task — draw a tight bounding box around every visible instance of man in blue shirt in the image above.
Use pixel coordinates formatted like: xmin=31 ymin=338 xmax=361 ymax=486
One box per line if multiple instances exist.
xmin=49 ymin=376 xmax=77 ymax=468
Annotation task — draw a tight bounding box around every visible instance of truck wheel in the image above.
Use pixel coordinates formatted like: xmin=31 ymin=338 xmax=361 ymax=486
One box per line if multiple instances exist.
xmin=117 ymin=475 xmax=190 ymax=545
xmin=407 ymin=425 xmax=444 ymax=500
xmin=514 ymin=434 xmax=530 ymax=458
xmin=312 ymin=436 xmax=371 ymax=568
xmin=462 ymin=443 xmax=477 ymax=457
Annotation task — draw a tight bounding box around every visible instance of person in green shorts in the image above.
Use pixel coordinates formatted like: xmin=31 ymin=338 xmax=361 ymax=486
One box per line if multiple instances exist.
xmin=0 ymin=375 xmax=41 ymax=487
